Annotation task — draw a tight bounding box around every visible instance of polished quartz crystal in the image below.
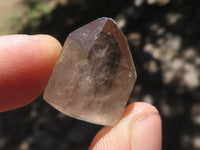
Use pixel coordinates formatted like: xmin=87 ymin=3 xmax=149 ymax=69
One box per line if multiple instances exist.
xmin=43 ymin=17 xmax=137 ymax=126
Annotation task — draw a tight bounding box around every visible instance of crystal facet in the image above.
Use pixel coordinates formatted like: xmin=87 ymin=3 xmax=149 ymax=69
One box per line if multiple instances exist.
xmin=43 ymin=17 xmax=137 ymax=126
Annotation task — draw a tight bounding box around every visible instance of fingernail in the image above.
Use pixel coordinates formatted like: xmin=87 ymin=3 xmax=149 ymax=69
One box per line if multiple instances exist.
xmin=130 ymin=113 xmax=162 ymax=150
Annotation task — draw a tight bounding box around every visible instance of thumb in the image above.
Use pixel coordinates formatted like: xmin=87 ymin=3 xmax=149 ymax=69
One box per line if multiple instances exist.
xmin=89 ymin=102 xmax=162 ymax=150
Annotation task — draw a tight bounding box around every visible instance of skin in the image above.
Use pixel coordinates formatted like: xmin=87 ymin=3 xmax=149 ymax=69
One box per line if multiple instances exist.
xmin=0 ymin=34 xmax=162 ymax=150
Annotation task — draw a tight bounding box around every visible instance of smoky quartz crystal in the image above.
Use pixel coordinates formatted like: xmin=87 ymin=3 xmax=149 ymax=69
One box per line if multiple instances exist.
xmin=43 ymin=17 xmax=137 ymax=126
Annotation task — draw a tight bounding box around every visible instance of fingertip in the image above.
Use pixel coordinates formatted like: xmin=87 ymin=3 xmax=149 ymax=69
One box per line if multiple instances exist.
xmin=130 ymin=112 xmax=162 ymax=150
xmin=0 ymin=34 xmax=62 ymax=112
xmin=121 ymin=102 xmax=159 ymax=123
xmin=33 ymin=34 xmax=62 ymax=58
xmin=89 ymin=102 xmax=161 ymax=150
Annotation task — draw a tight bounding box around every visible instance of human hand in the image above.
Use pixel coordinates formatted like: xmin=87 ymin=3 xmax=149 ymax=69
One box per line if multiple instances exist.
xmin=0 ymin=34 xmax=162 ymax=150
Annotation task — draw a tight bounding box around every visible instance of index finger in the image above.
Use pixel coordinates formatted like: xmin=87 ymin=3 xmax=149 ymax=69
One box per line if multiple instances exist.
xmin=0 ymin=34 xmax=62 ymax=112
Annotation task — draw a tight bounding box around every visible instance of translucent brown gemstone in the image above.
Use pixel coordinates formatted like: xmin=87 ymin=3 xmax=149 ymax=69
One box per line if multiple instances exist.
xmin=43 ymin=17 xmax=137 ymax=126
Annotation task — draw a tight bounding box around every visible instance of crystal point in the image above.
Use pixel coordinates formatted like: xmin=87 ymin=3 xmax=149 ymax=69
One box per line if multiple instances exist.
xmin=43 ymin=17 xmax=137 ymax=126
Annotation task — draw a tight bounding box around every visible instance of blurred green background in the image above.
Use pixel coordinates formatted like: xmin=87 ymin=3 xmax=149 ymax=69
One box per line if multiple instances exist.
xmin=0 ymin=0 xmax=200 ymax=150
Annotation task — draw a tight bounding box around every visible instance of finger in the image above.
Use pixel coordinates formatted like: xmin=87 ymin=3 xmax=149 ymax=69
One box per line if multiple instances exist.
xmin=0 ymin=34 xmax=62 ymax=112
xmin=89 ymin=102 xmax=162 ymax=150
